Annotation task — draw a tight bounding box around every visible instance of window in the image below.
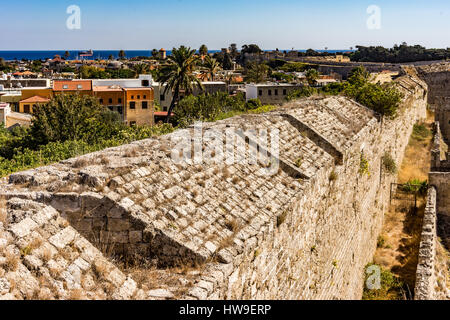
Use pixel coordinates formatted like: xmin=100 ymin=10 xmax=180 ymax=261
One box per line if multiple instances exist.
xmin=163 ymin=106 xmax=168 ymax=111
xmin=130 ymin=102 xmax=136 ymax=109
xmin=283 ymin=89 xmax=287 ymax=95
xmin=118 ymin=106 xmax=123 ymax=114
xmin=258 ymin=89 xmax=263 ymax=96
xmin=131 ymin=95 xmax=134 ymax=99
xmin=141 ymin=80 xmax=149 ymax=87
xmin=143 ymin=95 xmax=147 ymax=99
xmin=63 ymin=85 xmax=69 ymax=89
xmin=118 ymin=98 xmax=122 ymax=104
xmin=77 ymin=84 xmax=83 ymax=89
xmin=160 ymin=94 xmax=165 ymax=101
xmin=99 ymin=99 xmax=103 ymax=104
xmin=268 ymin=89 xmax=272 ymax=96
xmin=137 ymin=95 xmax=141 ymax=100
xmin=142 ymin=101 xmax=148 ymax=109
xmin=108 ymin=98 xmax=113 ymax=104
xmin=108 ymin=106 xmax=114 ymax=111
xmin=130 ymin=121 xmax=136 ymax=126
xmin=275 ymin=89 xmax=278 ymax=96
xmin=24 ymin=105 xmax=30 ymax=113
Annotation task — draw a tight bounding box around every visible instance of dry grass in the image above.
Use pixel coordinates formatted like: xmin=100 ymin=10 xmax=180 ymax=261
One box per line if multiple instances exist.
xmin=72 ymin=158 xmax=90 ymax=169
xmin=397 ymin=113 xmax=434 ymax=183
xmin=0 ymin=196 xmax=6 ymax=225
xmin=222 ymin=168 xmax=230 ymax=179
xmin=68 ymin=289 xmax=84 ymax=300
xmin=124 ymin=147 xmax=139 ymax=158
xmin=4 ymin=251 xmax=19 ymax=272
xmin=99 ymin=154 xmax=110 ymax=166
xmin=370 ymin=113 xmax=435 ymax=299
xmin=224 ymin=219 xmax=241 ymax=233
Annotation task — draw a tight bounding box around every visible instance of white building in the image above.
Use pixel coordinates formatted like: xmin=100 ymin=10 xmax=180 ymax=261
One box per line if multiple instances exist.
xmin=92 ymin=74 xmax=152 ymax=88
xmin=245 ymin=83 xmax=305 ymax=105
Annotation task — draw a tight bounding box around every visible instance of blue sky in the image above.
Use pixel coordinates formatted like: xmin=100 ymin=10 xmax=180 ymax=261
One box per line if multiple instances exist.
xmin=1 ymin=0 xmax=449 ymax=50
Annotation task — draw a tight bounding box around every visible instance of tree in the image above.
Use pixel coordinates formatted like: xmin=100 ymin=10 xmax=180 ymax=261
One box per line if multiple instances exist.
xmin=241 ymin=44 xmax=262 ymax=55
xmin=199 ymin=44 xmax=208 ymax=57
xmin=30 ymin=60 xmax=42 ymax=73
xmin=222 ymin=52 xmax=233 ymax=70
xmin=132 ymin=63 xmax=150 ymax=77
xmin=158 ymin=46 xmax=203 ymax=123
xmin=151 ymin=49 xmax=159 ymax=58
xmin=64 ymin=51 xmax=70 ymax=60
xmin=305 ymin=68 xmax=319 ymax=86
xmin=202 ymin=56 xmax=221 ymax=81
xmin=118 ymin=50 xmax=126 ymax=60
xmin=108 ymin=54 xmax=114 ymax=60
xmin=343 ymin=66 xmax=403 ymax=118
xmin=229 ymin=43 xmax=238 ymax=59
xmin=348 ymin=66 xmax=370 ymax=86
xmin=29 ymin=94 xmax=122 ymax=146
xmin=245 ymin=61 xmax=268 ymax=83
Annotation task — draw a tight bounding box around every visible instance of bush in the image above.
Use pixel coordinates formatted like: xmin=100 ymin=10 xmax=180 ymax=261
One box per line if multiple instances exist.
xmin=400 ymin=179 xmax=428 ymax=196
xmin=29 ymin=93 xmax=123 ymax=147
xmin=359 ymin=153 xmax=370 ymax=176
xmin=412 ymin=123 xmax=431 ymax=141
xmin=286 ymin=86 xmax=317 ymax=101
xmin=0 ymin=123 xmax=173 ymax=177
xmin=382 ymin=152 xmax=397 ymax=174
xmin=345 ymin=82 xmax=403 ymax=118
xmin=174 ymin=92 xmax=246 ymax=126
xmin=245 ymin=98 xmax=262 ymax=110
xmin=362 ymin=263 xmax=405 ymax=300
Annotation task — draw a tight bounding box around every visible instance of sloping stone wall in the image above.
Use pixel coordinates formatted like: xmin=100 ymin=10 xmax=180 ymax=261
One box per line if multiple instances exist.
xmin=0 ymin=74 xmax=429 ymax=300
xmin=187 ymin=78 xmax=428 ymax=300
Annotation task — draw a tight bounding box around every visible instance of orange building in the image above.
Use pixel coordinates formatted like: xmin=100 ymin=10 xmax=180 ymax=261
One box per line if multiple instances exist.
xmin=19 ymin=94 xmax=51 ymax=113
xmin=17 ymin=79 xmax=154 ymax=126
xmin=53 ymin=80 xmax=93 ymax=95
xmin=93 ymin=86 xmax=126 ymax=122
xmin=123 ymin=88 xmax=154 ymax=126
xmin=92 ymin=85 xmax=154 ymax=126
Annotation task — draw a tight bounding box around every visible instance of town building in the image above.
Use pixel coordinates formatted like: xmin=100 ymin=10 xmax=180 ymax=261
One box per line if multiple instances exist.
xmin=314 ymin=75 xmax=338 ymax=87
xmin=0 ymin=102 xmax=32 ymax=128
xmin=245 ymin=83 xmax=305 ymax=104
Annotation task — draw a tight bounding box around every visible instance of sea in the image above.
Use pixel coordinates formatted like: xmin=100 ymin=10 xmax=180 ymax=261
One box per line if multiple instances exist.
xmin=0 ymin=50 xmax=353 ymax=61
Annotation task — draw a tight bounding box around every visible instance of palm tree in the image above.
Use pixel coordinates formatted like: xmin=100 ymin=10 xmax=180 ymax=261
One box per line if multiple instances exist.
xmin=118 ymin=50 xmax=126 ymax=60
xmin=306 ymin=68 xmax=319 ymax=86
xmin=202 ymin=56 xmax=220 ymax=81
xmin=132 ymin=63 xmax=150 ymax=77
xmin=159 ymin=46 xmax=203 ymax=122
xmin=199 ymin=44 xmax=208 ymax=57
xmin=245 ymin=61 xmax=268 ymax=83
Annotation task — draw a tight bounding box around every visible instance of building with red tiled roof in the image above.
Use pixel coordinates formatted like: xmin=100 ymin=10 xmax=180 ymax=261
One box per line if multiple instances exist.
xmin=19 ymin=95 xmax=50 ymax=114
xmin=53 ymin=80 xmax=92 ymax=92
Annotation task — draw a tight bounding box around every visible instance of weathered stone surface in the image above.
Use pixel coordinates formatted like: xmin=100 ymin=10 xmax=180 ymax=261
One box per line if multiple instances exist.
xmin=0 ymin=71 xmax=441 ymax=300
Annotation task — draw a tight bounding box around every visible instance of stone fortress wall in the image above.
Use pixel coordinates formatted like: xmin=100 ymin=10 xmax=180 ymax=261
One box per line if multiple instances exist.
xmin=414 ymin=62 xmax=450 ymax=300
xmin=1 ymin=73 xmax=428 ymax=300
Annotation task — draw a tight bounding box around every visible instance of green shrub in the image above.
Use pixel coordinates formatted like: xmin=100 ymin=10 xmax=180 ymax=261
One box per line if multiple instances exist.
xmin=377 ymin=235 xmax=386 ymax=248
xmin=359 ymin=153 xmax=370 ymax=176
xmin=382 ymin=152 xmax=397 ymax=174
xmin=362 ymin=263 xmax=404 ymax=300
xmin=329 ymin=170 xmax=338 ymax=182
xmin=245 ymin=98 xmax=262 ymax=110
xmin=344 ymin=66 xmax=403 ymax=118
xmin=286 ymin=86 xmax=317 ymax=101
xmin=412 ymin=123 xmax=431 ymax=141
xmin=400 ymin=179 xmax=428 ymax=196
